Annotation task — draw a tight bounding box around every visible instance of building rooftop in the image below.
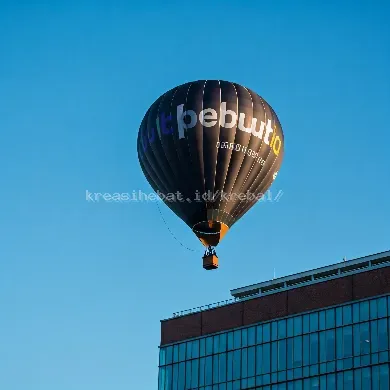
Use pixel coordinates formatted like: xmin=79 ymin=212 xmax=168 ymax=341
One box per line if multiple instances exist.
xmin=230 ymin=249 xmax=390 ymax=298
xmin=165 ymin=249 xmax=390 ymax=321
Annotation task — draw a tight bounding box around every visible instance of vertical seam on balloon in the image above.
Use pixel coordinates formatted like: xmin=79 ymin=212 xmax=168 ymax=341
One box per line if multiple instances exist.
xmin=236 ymin=94 xmax=267 ymax=199
xmin=211 ymin=80 xmax=222 ymax=212
xmin=156 ymin=92 xmax=179 ymax=190
xmin=183 ymin=82 xmax=196 ymax=202
xmin=233 ymin=155 xmax=279 ymax=221
xmin=231 ymin=141 xmax=276 ymax=220
xmin=231 ymin=112 xmax=280 ymax=221
xmin=149 ymin=94 xmax=177 ymax=194
xmin=219 ymin=81 xmax=239 ymax=214
xmin=229 ymin=96 xmax=271 ymax=221
xmin=202 ymin=80 xmax=207 ymax=208
xmin=223 ymin=85 xmax=255 ymax=216
xmin=140 ymin=107 xmax=171 ymax=195
xmin=168 ymin=87 xmax=183 ymax=185
xmin=138 ymin=141 xmax=169 ymax=196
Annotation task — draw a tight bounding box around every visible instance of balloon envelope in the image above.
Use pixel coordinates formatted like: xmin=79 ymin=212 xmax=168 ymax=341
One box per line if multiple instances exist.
xmin=137 ymin=80 xmax=284 ymax=247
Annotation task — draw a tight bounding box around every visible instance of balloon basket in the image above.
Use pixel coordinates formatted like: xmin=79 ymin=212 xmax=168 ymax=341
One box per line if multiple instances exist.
xmin=203 ymin=254 xmax=219 ymax=270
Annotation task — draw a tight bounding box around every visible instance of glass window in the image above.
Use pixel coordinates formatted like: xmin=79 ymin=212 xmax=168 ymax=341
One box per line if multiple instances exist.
xmin=343 ymin=305 xmax=352 ymax=325
xmin=303 ymin=335 xmax=310 ymax=366
xmin=279 ymin=383 xmax=287 ymax=390
xmin=360 ymin=301 xmax=369 ymax=322
xmin=287 ymin=318 xmax=294 ymax=337
xmin=206 ymin=337 xmax=213 ymax=355
xmin=326 ymin=309 xmax=335 ymax=329
xmin=360 ymin=322 xmax=370 ymax=355
xmin=192 ymin=359 xmax=199 ymax=388
xmin=303 ymin=315 xmax=310 ymax=333
xmin=287 ymin=338 xmax=293 ymax=369
xmin=233 ymin=330 xmax=241 ymax=349
xmin=344 ymin=369 xmax=353 ymax=390
xmin=370 ymin=299 xmax=378 ymax=320
xmin=186 ymin=361 xmax=192 ymax=389
xmin=294 ymin=379 xmax=303 ymax=390
xmin=256 ymin=325 xmax=263 ymax=344
xmin=173 ymin=344 xmax=179 ymax=362
xmin=228 ymin=332 xmax=234 ymax=351
xmin=263 ymin=343 xmax=271 ymax=373
xmin=362 ymin=367 xmax=371 ymax=390
xmin=186 ymin=342 xmax=192 ymax=360
xmin=213 ymin=335 xmax=220 ymax=354
xmin=320 ymin=375 xmax=327 ymax=390
xmin=263 ymin=323 xmax=271 ymax=343
xmin=159 ymin=366 xmax=166 ymax=390
xmin=328 ymin=373 xmax=336 ymax=388
xmin=272 ymin=321 xmax=278 ymax=341
xmin=326 ymin=329 xmax=335 ymax=361
xmin=372 ymin=365 xmax=379 ymax=390
xmin=336 ymin=307 xmax=343 ymax=327
xmin=172 ymin=364 xmax=179 ymax=390
xmin=200 ymin=338 xmax=206 ymax=357
xmin=248 ymin=346 xmax=255 ymax=377
xmin=219 ymin=353 xmax=227 ymax=383
xmin=377 ymin=297 xmax=387 ymax=318
xmin=199 ymin=358 xmax=205 ymax=387
xmin=378 ymin=318 xmax=388 ymax=351
xmin=271 ymin=342 xmax=278 ymax=372
xmin=310 ymin=333 xmax=318 ymax=364
xmin=178 ymin=362 xmax=185 ymax=390
xmin=233 ymin=350 xmax=241 ymax=380
xmin=343 ymin=326 xmax=353 ymax=358
xmin=336 ymin=372 xmax=343 ymax=390
xmin=248 ymin=327 xmax=256 ymax=346
xmin=213 ymin=354 xmax=219 ymax=384
xmin=371 ymin=320 xmax=379 ymax=353
xmin=219 ymin=333 xmax=227 ymax=353
xmin=242 ymin=328 xmax=248 ymax=348
xmin=319 ymin=331 xmax=327 ymax=363
xmin=379 ymin=363 xmax=389 ymax=390
xmin=192 ymin=339 xmax=200 ymax=359
xmin=179 ymin=343 xmax=186 ymax=361
xmin=227 ymin=351 xmax=233 ymax=381
xmin=354 ymin=323 xmax=362 ymax=356
xmin=241 ymin=348 xmax=248 ymax=379
xmin=256 ymin=345 xmax=262 ymax=375
xmin=205 ymin=356 xmax=213 ymax=386
xmin=294 ymin=316 xmax=303 ymax=336
xmin=353 ymin=303 xmax=360 ymax=323
xmin=278 ymin=339 xmax=287 ymax=371
xmin=293 ymin=336 xmax=302 ymax=368
xmin=354 ymin=368 xmax=362 ymax=390
xmin=279 ymin=319 xmax=287 ymax=339
xmin=159 ymin=348 xmax=166 ymax=366
xmin=166 ymin=366 xmax=173 ymax=390
xmin=319 ymin=311 xmax=326 ymax=331
xmin=336 ymin=328 xmax=343 ymax=359
xmin=311 ymin=377 xmax=320 ymax=389
xmin=310 ymin=313 xmax=319 ymax=332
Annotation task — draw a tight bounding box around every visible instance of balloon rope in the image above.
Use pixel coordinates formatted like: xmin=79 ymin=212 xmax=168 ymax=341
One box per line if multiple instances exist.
xmin=155 ymin=201 xmax=199 ymax=252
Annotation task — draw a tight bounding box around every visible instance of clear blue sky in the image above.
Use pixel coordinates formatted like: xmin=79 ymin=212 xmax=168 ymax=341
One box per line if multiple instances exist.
xmin=0 ymin=1 xmax=389 ymax=389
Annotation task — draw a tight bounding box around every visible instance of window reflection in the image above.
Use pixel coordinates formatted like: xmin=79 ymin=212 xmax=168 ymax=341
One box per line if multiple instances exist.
xmin=158 ymin=295 xmax=390 ymax=390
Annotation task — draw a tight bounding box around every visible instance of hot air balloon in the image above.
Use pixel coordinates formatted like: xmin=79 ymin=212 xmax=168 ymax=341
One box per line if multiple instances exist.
xmin=137 ymin=80 xmax=284 ymax=270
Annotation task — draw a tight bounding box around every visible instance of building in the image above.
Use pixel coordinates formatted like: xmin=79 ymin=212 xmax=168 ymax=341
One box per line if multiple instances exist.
xmin=158 ymin=250 xmax=390 ymax=390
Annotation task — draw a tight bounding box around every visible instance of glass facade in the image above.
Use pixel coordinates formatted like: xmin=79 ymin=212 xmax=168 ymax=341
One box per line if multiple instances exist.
xmin=158 ymin=294 xmax=390 ymax=390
